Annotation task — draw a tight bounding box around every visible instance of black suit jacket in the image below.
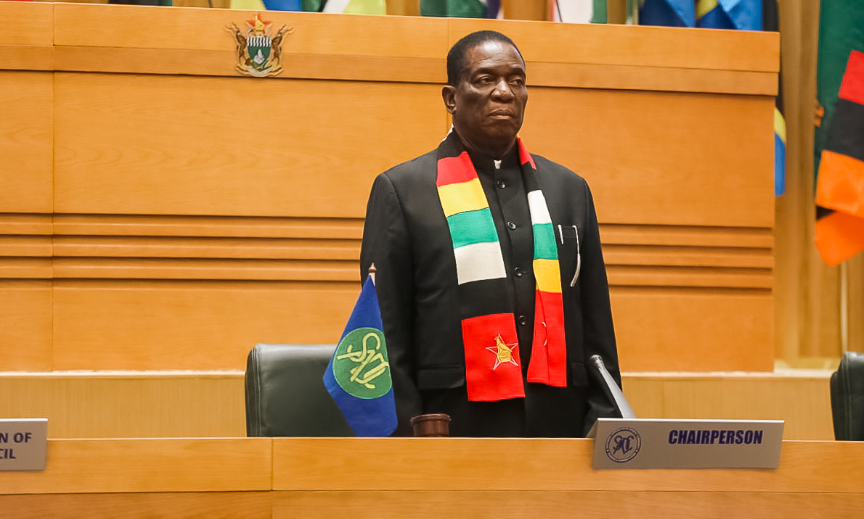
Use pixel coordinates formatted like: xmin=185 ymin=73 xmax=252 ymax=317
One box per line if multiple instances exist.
xmin=360 ymin=145 xmax=621 ymax=437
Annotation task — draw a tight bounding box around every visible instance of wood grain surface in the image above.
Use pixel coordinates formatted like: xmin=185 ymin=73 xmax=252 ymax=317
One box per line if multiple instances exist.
xmin=1 ymin=437 xmax=859 ymax=518
xmin=0 ymin=438 xmax=271 ymax=494
xmin=0 ymin=370 xmax=834 ymax=440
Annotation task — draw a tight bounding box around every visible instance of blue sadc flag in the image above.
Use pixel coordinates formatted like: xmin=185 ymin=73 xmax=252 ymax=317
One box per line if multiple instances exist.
xmin=639 ymin=0 xmax=695 ymax=27
xmin=262 ymin=0 xmax=301 ymax=9
xmin=323 ymin=276 xmax=397 ymax=437
xmin=696 ymin=0 xmax=762 ymax=31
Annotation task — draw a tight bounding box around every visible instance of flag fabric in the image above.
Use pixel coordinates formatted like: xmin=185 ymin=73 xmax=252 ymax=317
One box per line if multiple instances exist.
xmin=763 ymin=0 xmax=785 ymax=196
xmin=485 ymin=0 xmax=501 ymax=18
xmin=262 ymin=0 xmax=300 ymax=9
xmin=323 ymin=0 xmax=386 ymax=14
xmin=815 ymin=0 xmax=864 ymax=171
xmin=420 ymin=0 xmax=488 ymax=18
xmin=323 ymin=275 xmax=397 ymax=437
xmin=815 ymin=50 xmax=864 ymax=265
xmin=549 ymin=0 xmax=607 ymax=24
xmin=695 ymin=0 xmax=761 ymax=31
xmin=231 ymin=0 xmax=267 ymax=9
xmin=814 ymin=0 xmax=864 ymax=264
xmin=638 ymin=0 xmax=695 ymax=27
xmin=230 ymin=0 xmax=323 ymax=10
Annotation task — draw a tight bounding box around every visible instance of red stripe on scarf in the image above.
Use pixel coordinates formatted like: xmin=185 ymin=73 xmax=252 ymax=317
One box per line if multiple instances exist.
xmin=527 ymin=290 xmax=567 ymax=387
xmin=462 ymin=313 xmax=526 ymax=401
xmin=517 ymin=139 xmax=536 ymax=170
xmin=436 ymin=152 xmax=477 ymax=187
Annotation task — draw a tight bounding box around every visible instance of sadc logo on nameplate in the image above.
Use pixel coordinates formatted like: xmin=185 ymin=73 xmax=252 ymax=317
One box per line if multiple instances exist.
xmin=0 ymin=419 xmax=48 ymax=472
xmin=589 ymin=418 xmax=784 ymax=470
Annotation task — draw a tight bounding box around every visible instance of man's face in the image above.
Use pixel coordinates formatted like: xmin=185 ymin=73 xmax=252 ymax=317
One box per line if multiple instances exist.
xmin=444 ymin=40 xmax=528 ymax=156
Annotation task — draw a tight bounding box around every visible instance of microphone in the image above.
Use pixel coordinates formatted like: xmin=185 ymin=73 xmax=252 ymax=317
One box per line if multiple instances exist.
xmin=589 ymin=355 xmax=636 ymax=419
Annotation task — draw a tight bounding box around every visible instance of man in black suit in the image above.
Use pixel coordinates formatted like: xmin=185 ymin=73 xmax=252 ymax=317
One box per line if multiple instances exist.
xmin=360 ymin=30 xmax=621 ymax=437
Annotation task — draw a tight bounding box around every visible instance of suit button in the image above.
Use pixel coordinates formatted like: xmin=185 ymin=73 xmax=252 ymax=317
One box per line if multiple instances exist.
xmin=514 ymin=267 xmax=524 ymax=278
xmin=518 ymin=315 xmax=528 ymax=326
xmin=507 ymin=221 xmax=517 ymax=230
xmin=497 ymin=180 xmax=506 ymax=189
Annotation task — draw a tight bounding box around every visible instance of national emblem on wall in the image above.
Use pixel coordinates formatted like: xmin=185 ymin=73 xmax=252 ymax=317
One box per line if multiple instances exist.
xmin=226 ymin=13 xmax=292 ymax=78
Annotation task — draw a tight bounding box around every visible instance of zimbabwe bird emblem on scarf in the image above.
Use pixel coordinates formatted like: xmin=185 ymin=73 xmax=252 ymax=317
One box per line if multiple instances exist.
xmin=226 ymin=13 xmax=292 ymax=78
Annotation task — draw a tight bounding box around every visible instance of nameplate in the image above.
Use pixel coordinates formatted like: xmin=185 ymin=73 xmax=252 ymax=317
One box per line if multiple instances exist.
xmin=0 ymin=419 xmax=48 ymax=472
xmin=588 ymin=418 xmax=784 ymax=470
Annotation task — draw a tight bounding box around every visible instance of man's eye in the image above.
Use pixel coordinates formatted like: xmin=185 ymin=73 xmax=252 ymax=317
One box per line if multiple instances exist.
xmin=510 ymin=78 xmax=525 ymax=86
xmin=476 ymin=76 xmax=493 ymax=85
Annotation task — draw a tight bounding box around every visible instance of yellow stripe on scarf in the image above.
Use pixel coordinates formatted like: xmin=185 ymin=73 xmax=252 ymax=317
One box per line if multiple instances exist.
xmin=533 ymin=258 xmax=562 ymax=294
xmin=438 ymin=178 xmax=487 ymax=217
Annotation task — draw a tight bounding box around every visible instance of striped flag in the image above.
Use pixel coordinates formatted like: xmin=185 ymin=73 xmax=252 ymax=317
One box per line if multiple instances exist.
xmin=549 ymin=0 xmax=607 ymax=24
xmin=420 ymin=0 xmax=489 ymax=18
xmin=695 ymin=0 xmax=761 ymax=31
xmin=323 ymin=275 xmax=397 ymax=437
xmin=638 ymin=0 xmax=695 ymax=27
xmin=815 ymin=50 xmax=864 ymax=265
xmin=229 ymin=0 xmax=322 ymax=11
xmin=323 ymin=0 xmax=386 ymax=13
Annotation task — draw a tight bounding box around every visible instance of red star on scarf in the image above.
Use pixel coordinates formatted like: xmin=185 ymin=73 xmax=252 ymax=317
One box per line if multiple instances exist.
xmin=486 ymin=334 xmax=519 ymax=370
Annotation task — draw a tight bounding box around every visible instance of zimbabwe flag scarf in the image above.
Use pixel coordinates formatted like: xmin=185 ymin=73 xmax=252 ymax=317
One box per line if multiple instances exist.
xmin=435 ymin=132 xmax=567 ymax=402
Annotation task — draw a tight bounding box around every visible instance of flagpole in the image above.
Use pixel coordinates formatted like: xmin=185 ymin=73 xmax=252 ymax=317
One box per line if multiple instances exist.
xmin=841 ymin=261 xmax=848 ymax=354
xmin=368 ymin=263 xmax=376 ymax=286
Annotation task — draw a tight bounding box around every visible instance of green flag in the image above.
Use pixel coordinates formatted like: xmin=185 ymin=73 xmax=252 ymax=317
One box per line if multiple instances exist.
xmin=421 ymin=0 xmax=487 ymax=18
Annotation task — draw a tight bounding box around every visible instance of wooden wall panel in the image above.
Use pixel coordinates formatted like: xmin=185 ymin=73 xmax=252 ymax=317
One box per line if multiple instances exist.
xmin=612 ymin=288 xmax=773 ymax=372
xmin=46 ymin=5 xmax=777 ymax=95
xmin=0 ymin=438 xmax=272 ymax=494
xmin=53 ymin=73 xmax=445 ymax=217
xmin=0 ymin=214 xmax=54 ymax=371
xmin=272 ymin=490 xmax=864 ymax=519
xmin=448 ymin=17 xmax=779 ymax=73
xmin=52 ymin=281 xmax=358 ymax=370
xmin=54 ymin=5 xmax=447 ymax=57
xmin=524 ymin=88 xmax=775 ymax=228
xmin=623 ymin=371 xmax=834 ymax=440
xmin=0 ymin=370 xmax=833 ymax=439
xmin=1 ymin=438 xmax=861 ymax=518
xmin=0 ymin=372 xmax=245 ymax=438
xmin=0 ymin=70 xmax=54 ymax=372
xmin=0 ymin=3 xmax=53 ymax=46
xmin=0 ymin=283 xmax=53 ymax=371
xmin=0 ymin=72 xmax=53 ymax=212
xmin=272 ymin=438 xmax=864 ymax=493
xmin=0 ymin=492 xmax=273 ymax=519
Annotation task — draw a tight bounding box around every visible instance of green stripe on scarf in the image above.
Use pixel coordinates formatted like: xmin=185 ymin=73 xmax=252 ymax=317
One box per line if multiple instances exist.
xmin=533 ymin=222 xmax=558 ymax=259
xmin=447 ymin=208 xmax=499 ymax=248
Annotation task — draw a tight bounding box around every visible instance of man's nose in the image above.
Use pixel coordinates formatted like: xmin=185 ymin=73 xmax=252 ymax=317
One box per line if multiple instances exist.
xmin=491 ymin=79 xmax=514 ymax=100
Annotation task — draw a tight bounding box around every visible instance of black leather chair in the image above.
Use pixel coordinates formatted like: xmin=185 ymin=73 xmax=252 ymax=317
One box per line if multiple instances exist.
xmin=245 ymin=343 xmax=354 ymax=437
xmin=830 ymin=351 xmax=864 ymax=441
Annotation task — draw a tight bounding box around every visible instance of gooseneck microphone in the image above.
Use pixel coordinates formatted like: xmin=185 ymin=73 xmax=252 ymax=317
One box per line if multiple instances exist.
xmin=589 ymin=355 xmax=636 ymax=419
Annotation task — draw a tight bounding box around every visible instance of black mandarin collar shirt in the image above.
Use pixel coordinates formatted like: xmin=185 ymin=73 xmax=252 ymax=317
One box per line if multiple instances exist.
xmin=466 ymin=146 xmax=537 ymax=368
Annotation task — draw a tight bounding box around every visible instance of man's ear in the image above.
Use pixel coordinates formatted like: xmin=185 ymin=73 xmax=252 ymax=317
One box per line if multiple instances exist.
xmin=442 ymin=85 xmax=456 ymax=114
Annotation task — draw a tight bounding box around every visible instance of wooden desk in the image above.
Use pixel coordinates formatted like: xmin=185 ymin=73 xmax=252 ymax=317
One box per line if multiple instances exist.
xmin=0 ymin=438 xmax=861 ymax=518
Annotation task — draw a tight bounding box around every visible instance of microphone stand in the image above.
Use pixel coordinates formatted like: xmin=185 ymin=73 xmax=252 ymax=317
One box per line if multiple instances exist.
xmin=589 ymin=355 xmax=636 ymax=419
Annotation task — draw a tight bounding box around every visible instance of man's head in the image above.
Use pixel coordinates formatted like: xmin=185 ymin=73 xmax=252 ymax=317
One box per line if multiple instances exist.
xmin=443 ymin=31 xmax=528 ymax=159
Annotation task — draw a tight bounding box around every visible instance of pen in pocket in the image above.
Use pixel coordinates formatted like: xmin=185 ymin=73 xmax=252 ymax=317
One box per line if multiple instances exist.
xmin=570 ymin=225 xmax=581 ymax=287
